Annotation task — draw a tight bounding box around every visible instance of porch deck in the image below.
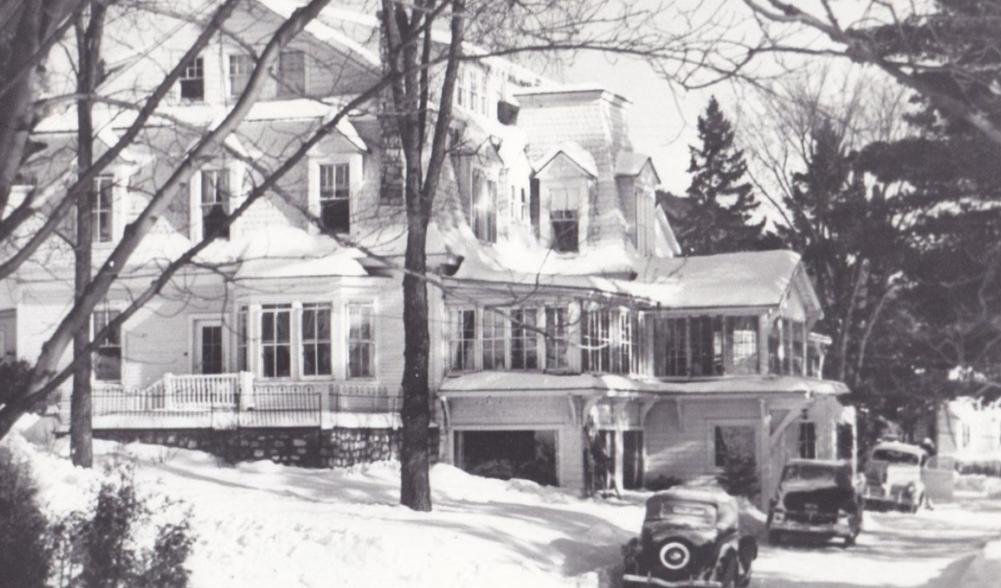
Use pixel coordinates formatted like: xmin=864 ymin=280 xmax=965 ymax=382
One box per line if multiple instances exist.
xmin=55 ymin=372 xmax=402 ymax=431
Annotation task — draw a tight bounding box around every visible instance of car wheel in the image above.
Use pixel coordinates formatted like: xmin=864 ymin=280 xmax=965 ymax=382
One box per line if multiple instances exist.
xmin=910 ymin=494 xmax=924 ymax=514
xmin=768 ymin=530 xmax=783 ymax=546
xmin=843 ymin=533 xmax=856 ymax=548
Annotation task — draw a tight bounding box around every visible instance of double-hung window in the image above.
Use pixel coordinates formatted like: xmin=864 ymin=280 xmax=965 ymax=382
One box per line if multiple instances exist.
xmin=229 ymin=54 xmax=253 ymax=97
xmin=92 ymin=308 xmax=122 ymax=381
xmin=449 ymin=309 xmax=476 ymax=371
xmin=544 ymin=306 xmax=569 ymax=371
xmin=277 ymin=50 xmax=305 ymax=97
xmin=347 ymin=303 xmax=375 ymax=378
xmin=302 ymin=303 xmax=332 ymax=377
xmin=92 ymin=175 xmax=114 ymax=243
xmin=261 ymin=304 xmax=292 ymax=378
xmin=319 ymin=163 xmax=350 ymax=233
xmin=510 ymin=308 xmax=539 ymax=370
xmin=799 ymin=422 xmax=817 ymax=459
xmin=201 ymin=169 xmax=230 ymax=240
xmin=237 ymin=306 xmax=249 ymax=372
xmin=179 ymin=56 xmax=204 ymax=101
xmin=481 ymin=308 xmax=505 ymax=370
xmin=551 ymin=209 xmax=578 ymax=253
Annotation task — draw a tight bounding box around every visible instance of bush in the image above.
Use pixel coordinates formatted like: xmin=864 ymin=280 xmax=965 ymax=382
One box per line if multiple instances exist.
xmin=716 ymin=453 xmax=760 ymax=498
xmin=53 ymin=461 xmax=195 ymax=588
xmin=0 ymin=446 xmax=53 ymax=588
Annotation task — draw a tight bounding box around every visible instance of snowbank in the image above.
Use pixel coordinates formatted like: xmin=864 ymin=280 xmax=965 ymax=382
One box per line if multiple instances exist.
xmin=957 ymin=540 xmax=1001 ymax=588
xmin=955 ymin=473 xmax=1001 ymax=498
xmin=4 ymin=426 xmax=644 ymax=588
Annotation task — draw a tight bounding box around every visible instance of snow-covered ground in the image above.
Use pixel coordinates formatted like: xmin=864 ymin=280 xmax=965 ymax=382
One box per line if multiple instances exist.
xmin=5 ymin=421 xmax=1001 ymax=588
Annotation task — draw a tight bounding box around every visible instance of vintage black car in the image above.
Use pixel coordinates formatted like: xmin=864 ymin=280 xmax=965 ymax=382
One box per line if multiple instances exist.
xmin=622 ymin=487 xmax=757 ymax=588
xmin=767 ymin=459 xmax=863 ymax=547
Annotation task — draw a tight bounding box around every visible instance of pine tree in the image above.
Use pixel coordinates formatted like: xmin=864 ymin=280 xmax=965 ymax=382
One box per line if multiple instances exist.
xmin=680 ymin=96 xmax=765 ymax=254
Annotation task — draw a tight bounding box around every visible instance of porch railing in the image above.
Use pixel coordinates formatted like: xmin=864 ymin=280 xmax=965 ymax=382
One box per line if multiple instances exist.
xmin=57 ymin=373 xmax=400 ymax=430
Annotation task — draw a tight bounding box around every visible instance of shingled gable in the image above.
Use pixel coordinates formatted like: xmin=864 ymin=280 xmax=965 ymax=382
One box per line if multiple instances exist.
xmin=532 ymin=141 xmax=598 ymax=179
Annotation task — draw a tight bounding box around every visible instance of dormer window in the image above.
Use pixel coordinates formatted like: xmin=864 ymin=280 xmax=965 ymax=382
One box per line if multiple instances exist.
xmin=319 ymin=163 xmax=350 ymax=233
xmin=277 ymin=50 xmax=306 ymax=97
xmin=550 ymin=210 xmax=578 ymax=252
xmin=200 ymin=169 xmax=230 ymax=240
xmin=180 ymin=56 xmax=204 ymax=101
xmin=92 ymin=175 xmax=114 ymax=243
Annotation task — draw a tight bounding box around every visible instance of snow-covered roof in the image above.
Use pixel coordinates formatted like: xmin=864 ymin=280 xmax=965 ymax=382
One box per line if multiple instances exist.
xmin=532 ymin=141 xmax=598 ymax=178
xmin=514 ymin=84 xmax=630 ymax=105
xmin=439 ymin=371 xmax=849 ymax=397
xmin=228 ymin=226 xmax=368 ymax=279
xmin=614 ymin=151 xmax=656 ymax=179
xmin=256 ymin=0 xmax=380 ymax=67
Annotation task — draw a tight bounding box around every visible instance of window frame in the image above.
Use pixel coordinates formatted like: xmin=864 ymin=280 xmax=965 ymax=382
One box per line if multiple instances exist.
xmin=92 ymin=174 xmax=115 ymax=243
xmin=708 ymin=419 xmax=759 ymax=470
xmin=449 ymin=308 xmax=477 ymax=372
xmin=91 ymin=306 xmax=123 ymax=382
xmin=798 ymin=421 xmax=817 ymax=459
xmin=301 ymin=303 xmax=333 ymax=378
xmin=544 ymin=306 xmax=570 ymax=372
xmin=509 ymin=307 xmax=539 ymax=371
xmin=200 ymin=168 xmax=231 ymax=240
xmin=481 ymin=307 xmax=506 ymax=370
xmin=228 ymin=53 xmax=253 ymax=97
xmin=319 ymin=162 xmax=351 ymax=233
xmin=346 ymin=302 xmax=376 ymax=379
xmin=179 ymin=55 xmax=205 ymax=102
xmin=260 ymin=304 xmax=293 ymax=379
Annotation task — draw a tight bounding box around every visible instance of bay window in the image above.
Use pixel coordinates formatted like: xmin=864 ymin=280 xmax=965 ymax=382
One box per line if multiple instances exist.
xmin=261 ymin=304 xmax=292 ymax=378
xmin=544 ymin=306 xmax=570 ymax=371
xmin=347 ymin=303 xmax=374 ymax=378
xmin=510 ymin=308 xmax=539 ymax=370
xmin=92 ymin=308 xmax=122 ymax=381
xmin=481 ymin=308 xmax=505 ymax=369
xmin=302 ymin=303 xmax=332 ymax=377
xmin=449 ymin=309 xmax=476 ymax=371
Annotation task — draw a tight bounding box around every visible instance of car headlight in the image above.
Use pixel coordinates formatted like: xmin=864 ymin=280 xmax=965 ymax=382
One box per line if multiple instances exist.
xmin=837 ymin=510 xmax=851 ymax=524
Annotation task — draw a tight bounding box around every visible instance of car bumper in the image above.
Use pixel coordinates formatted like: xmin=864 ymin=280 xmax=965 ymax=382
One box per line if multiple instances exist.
xmin=770 ymin=519 xmax=852 ymax=536
xmin=864 ymin=489 xmax=915 ymax=507
xmin=622 ymin=574 xmax=722 ymax=588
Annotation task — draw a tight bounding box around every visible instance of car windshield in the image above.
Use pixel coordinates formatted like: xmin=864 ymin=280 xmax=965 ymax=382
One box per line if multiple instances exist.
xmin=781 ymin=464 xmax=842 ymax=485
xmin=871 ymin=449 xmax=920 ymax=465
xmin=656 ymin=501 xmax=716 ymax=528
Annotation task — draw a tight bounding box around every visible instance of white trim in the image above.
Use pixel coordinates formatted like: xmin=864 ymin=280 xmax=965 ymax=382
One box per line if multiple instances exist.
xmin=188 ymin=314 xmax=226 ymax=374
xmin=343 ymin=298 xmax=377 ymax=380
xmin=306 ymin=153 xmax=363 ymax=233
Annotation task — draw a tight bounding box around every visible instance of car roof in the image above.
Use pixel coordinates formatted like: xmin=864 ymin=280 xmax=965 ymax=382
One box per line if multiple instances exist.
xmin=872 ymin=441 xmax=926 ymax=455
xmin=650 ymin=486 xmax=736 ymax=508
xmin=785 ymin=458 xmax=851 ymax=469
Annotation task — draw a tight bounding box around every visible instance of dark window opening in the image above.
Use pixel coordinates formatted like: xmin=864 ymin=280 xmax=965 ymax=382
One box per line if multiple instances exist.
xmin=319 ymin=163 xmax=350 ymax=233
xmin=799 ymin=422 xmax=817 ymax=459
xmin=180 ymin=56 xmax=204 ymax=101
xmin=551 ymin=209 xmax=578 ymax=252
xmin=92 ymin=308 xmax=122 ymax=381
xmin=529 ymin=177 xmax=540 ymax=236
xmin=200 ymin=325 xmax=223 ymax=374
xmin=456 ymin=430 xmax=557 ymax=486
xmin=201 ymin=169 xmax=230 ymax=239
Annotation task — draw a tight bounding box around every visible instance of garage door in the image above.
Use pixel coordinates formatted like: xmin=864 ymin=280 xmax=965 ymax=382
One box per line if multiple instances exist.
xmin=455 ymin=430 xmax=557 ymax=486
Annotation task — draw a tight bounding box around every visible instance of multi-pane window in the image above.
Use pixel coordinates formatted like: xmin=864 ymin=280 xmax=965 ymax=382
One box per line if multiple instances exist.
xmin=380 ymin=158 xmax=404 ymax=204
xmin=302 ymin=303 xmax=332 ymax=377
xmin=481 ymin=308 xmax=505 ymax=370
xmin=277 ymin=50 xmax=305 ymax=96
xmin=654 ymin=317 xmax=689 ymax=377
xmin=179 ymin=56 xmax=204 ymax=101
xmin=201 ymin=169 xmax=230 ymax=239
xmin=727 ymin=316 xmax=759 ymax=375
xmin=582 ymin=308 xmax=633 ymax=374
xmin=319 ymin=163 xmax=350 ymax=233
xmin=799 ymin=422 xmax=817 ymax=459
xmin=229 ymin=54 xmax=253 ymax=97
xmin=510 ymin=308 xmax=538 ymax=370
xmin=92 ymin=175 xmax=114 ymax=243
xmin=544 ymin=306 xmax=570 ymax=371
xmin=790 ymin=320 xmax=805 ymax=375
xmin=237 ymin=306 xmax=248 ymax=372
xmin=551 ymin=209 xmax=578 ymax=252
xmin=348 ymin=303 xmax=375 ymax=378
xmin=92 ymin=308 xmax=122 ymax=381
xmin=260 ymin=304 xmax=292 ymax=378
xmin=450 ymin=309 xmax=476 ymax=371
xmin=689 ymin=316 xmax=723 ymax=377
xmin=469 ymin=69 xmax=480 ymax=113
xmin=473 ymin=173 xmax=497 ymax=242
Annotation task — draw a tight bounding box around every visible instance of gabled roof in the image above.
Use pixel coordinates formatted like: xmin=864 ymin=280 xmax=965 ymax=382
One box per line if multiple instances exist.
xmin=532 ymin=141 xmax=597 ymax=178
xmin=614 ymin=151 xmax=658 ymax=181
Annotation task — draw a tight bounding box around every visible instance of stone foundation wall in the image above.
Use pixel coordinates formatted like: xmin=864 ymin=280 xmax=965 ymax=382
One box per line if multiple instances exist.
xmin=94 ymin=426 xmax=439 ymax=469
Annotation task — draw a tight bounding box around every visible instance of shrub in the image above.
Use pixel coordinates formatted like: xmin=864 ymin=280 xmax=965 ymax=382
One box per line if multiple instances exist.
xmin=0 ymin=446 xmax=53 ymax=588
xmin=716 ymin=453 xmax=760 ymax=498
xmin=53 ymin=461 xmax=195 ymax=588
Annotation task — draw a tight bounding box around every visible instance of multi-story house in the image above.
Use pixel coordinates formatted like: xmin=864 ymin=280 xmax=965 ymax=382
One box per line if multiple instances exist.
xmin=0 ymin=0 xmax=854 ymax=502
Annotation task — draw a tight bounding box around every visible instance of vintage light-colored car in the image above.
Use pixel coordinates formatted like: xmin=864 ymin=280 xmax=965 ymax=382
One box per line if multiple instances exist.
xmin=767 ymin=459 xmax=864 ymax=547
xmin=863 ymin=441 xmax=928 ymax=512
xmin=622 ymin=487 xmax=757 ymax=588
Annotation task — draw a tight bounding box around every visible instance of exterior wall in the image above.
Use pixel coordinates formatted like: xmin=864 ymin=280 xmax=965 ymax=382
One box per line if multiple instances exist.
xmin=937 ymin=400 xmax=1001 ymax=460
xmin=93 ymin=426 xmax=439 ymax=468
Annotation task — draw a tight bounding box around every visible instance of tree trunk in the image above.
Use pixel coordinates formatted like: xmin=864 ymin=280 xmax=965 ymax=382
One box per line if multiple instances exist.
xmin=70 ymin=5 xmax=106 ymax=468
xmin=399 ymin=198 xmax=432 ymax=511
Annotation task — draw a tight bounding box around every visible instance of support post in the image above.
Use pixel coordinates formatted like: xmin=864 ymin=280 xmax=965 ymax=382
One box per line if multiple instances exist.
xmin=163 ymin=372 xmax=175 ymax=410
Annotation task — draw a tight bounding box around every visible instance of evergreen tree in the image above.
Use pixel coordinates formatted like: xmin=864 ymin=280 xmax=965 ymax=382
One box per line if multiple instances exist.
xmin=679 ymin=96 xmax=765 ymax=254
